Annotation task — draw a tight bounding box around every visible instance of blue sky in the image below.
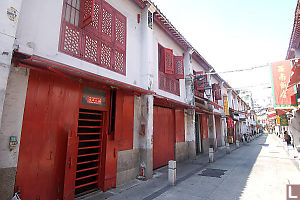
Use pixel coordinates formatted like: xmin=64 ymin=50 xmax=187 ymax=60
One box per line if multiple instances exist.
xmin=152 ymin=0 xmax=298 ymax=107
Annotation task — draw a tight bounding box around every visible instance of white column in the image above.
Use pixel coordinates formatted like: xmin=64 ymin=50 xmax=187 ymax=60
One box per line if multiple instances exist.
xmin=140 ymin=4 xmax=155 ymax=90
xmin=139 ymin=4 xmax=156 ymax=179
xmin=184 ymin=49 xmax=194 ymax=106
xmin=140 ymin=94 xmax=154 ymax=179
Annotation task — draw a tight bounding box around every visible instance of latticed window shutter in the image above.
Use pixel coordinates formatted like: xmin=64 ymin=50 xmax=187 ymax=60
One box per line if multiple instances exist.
xmin=174 ymin=56 xmax=184 ymax=79
xmin=159 ymin=45 xmax=165 ymax=72
xmin=164 ymin=48 xmax=174 ymax=74
xmin=101 ymin=1 xmax=114 ymax=42
xmin=79 ymin=0 xmax=96 ymax=28
xmin=195 ymin=71 xmax=207 ymax=91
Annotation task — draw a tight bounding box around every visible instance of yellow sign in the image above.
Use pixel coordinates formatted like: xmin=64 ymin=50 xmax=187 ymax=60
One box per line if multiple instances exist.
xmin=277 ymin=115 xmax=280 ymax=125
xmin=223 ymin=95 xmax=229 ymax=115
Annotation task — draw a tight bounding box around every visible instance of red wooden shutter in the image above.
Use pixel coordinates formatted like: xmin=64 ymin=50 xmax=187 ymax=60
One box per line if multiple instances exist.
xmin=115 ymin=11 xmax=127 ymax=51
xmin=79 ymin=0 xmax=95 ymax=28
xmin=101 ymin=1 xmax=114 ymax=42
xmin=158 ymin=45 xmax=165 ymax=72
xmin=174 ymin=56 xmax=184 ymax=79
xmin=164 ymin=48 xmax=174 ymax=74
xmin=195 ymin=71 xmax=207 ymax=91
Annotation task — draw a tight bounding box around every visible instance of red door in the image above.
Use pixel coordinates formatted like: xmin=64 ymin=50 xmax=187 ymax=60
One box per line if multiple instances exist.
xmin=153 ymin=106 xmax=175 ymax=169
xmin=15 ymin=70 xmax=81 ymax=200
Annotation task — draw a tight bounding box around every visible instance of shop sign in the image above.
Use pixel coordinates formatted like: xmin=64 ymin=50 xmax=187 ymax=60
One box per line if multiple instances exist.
xmin=223 ymin=95 xmax=229 ymax=115
xmin=7 ymin=7 xmax=18 ymax=23
xmin=279 ymin=114 xmax=288 ymax=126
xmin=82 ymin=87 xmax=106 ymax=107
xmin=232 ymin=113 xmax=239 ymax=121
xmin=270 ymin=60 xmax=297 ymax=109
xmin=239 ymin=113 xmax=246 ymax=121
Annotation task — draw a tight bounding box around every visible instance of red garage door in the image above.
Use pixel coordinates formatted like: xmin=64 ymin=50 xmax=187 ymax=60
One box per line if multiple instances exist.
xmin=153 ymin=106 xmax=175 ymax=169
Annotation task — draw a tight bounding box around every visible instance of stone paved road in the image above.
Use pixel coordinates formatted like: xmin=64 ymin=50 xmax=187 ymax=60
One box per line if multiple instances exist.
xmin=84 ymin=134 xmax=300 ymax=200
xmin=154 ymin=134 xmax=300 ymax=200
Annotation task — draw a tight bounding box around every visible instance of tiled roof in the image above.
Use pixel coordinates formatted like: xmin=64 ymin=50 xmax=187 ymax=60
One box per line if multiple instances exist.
xmin=287 ymin=0 xmax=300 ymax=59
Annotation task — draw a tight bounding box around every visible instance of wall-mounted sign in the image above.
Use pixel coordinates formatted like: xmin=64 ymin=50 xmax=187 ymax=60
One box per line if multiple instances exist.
xmin=82 ymin=87 xmax=106 ymax=107
xmin=7 ymin=7 xmax=18 ymax=23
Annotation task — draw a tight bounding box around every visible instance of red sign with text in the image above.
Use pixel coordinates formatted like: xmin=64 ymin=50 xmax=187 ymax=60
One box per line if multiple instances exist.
xmin=270 ymin=60 xmax=297 ymax=108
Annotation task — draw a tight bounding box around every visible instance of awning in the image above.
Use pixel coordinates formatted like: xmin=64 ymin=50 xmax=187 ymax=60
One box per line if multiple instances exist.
xmin=154 ymin=95 xmax=194 ymax=109
xmin=195 ymin=108 xmax=223 ymax=116
xmin=13 ymin=51 xmax=154 ymax=95
xmin=195 ymin=95 xmax=224 ymax=110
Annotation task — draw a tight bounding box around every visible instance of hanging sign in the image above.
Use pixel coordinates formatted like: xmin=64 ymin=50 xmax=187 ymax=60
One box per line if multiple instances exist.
xmin=279 ymin=114 xmax=288 ymax=126
xmin=223 ymin=95 xmax=229 ymax=115
xmin=270 ymin=60 xmax=297 ymax=109
xmin=276 ymin=115 xmax=280 ymax=125
xmin=82 ymin=87 xmax=106 ymax=107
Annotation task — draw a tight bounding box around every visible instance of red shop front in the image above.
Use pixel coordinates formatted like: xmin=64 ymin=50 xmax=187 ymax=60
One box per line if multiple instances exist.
xmin=13 ymin=55 xmax=148 ymax=200
xmin=153 ymin=96 xmax=189 ymax=169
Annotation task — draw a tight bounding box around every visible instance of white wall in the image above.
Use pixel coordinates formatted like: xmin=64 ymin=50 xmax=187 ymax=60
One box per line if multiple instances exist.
xmin=16 ymin=0 xmax=144 ymax=89
xmin=0 ymin=0 xmax=23 ymax=129
xmin=0 ymin=67 xmax=29 ymax=169
xmin=152 ymin=22 xmax=187 ymax=103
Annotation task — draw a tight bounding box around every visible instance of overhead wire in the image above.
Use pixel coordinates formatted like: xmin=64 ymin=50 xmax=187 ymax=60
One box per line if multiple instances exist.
xmin=206 ymin=63 xmax=269 ymax=75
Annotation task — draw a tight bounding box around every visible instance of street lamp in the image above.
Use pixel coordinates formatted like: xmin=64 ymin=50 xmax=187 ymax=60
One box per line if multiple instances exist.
xmin=204 ymin=84 xmax=212 ymax=99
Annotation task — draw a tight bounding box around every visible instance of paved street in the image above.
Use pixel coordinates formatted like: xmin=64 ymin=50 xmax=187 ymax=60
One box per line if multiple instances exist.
xmin=83 ymin=134 xmax=300 ymax=200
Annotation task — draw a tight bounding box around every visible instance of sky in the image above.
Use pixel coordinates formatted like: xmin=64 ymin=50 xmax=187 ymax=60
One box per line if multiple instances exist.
xmin=152 ymin=0 xmax=298 ymax=108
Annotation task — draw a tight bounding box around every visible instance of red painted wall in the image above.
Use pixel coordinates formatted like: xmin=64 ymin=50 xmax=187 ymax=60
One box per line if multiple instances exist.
xmin=103 ymin=90 xmax=134 ymax=191
xmin=201 ymin=114 xmax=208 ymax=138
xmin=16 ymin=70 xmax=136 ymax=198
xmin=175 ymin=109 xmax=185 ymax=142
xmin=116 ymin=90 xmax=134 ymax=151
xmin=15 ymin=70 xmax=80 ymax=200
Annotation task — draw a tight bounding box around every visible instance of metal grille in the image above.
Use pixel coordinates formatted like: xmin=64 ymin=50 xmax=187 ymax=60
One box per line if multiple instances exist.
xmin=75 ymin=108 xmax=104 ymax=196
xmin=64 ymin=0 xmax=80 ymax=26
xmin=198 ymin=168 xmax=227 ymax=178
